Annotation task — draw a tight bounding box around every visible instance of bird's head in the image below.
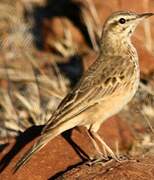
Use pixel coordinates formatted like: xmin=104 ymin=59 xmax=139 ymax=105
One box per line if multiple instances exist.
xmin=103 ymin=11 xmax=154 ymax=38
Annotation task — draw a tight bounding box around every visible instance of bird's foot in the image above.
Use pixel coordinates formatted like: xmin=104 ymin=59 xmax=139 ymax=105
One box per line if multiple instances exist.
xmin=86 ymin=154 xmax=130 ymax=166
xmin=86 ymin=154 xmax=110 ymax=166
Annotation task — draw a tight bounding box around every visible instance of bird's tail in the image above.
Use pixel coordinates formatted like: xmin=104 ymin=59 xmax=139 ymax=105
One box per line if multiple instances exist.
xmin=13 ymin=131 xmax=53 ymax=173
xmin=13 ymin=122 xmax=68 ymax=173
xmin=13 ymin=113 xmax=82 ymax=173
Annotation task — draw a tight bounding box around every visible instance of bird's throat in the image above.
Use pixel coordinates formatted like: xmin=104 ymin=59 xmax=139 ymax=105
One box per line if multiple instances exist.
xmin=100 ymin=32 xmax=132 ymax=56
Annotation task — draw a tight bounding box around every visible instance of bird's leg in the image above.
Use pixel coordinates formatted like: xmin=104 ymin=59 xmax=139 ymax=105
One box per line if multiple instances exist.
xmin=86 ymin=130 xmax=108 ymax=165
xmin=91 ymin=131 xmax=119 ymax=161
xmin=102 ymin=143 xmax=108 ymax=158
xmin=87 ymin=130 xmax=103 ymax=158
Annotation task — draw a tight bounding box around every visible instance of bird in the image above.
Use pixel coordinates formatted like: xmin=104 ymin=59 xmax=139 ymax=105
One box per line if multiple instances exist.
xmin=14 ymin=11 xmax=154 ymax=172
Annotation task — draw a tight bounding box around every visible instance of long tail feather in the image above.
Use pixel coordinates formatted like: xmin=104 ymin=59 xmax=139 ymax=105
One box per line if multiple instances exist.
xmin=13 ymin=118 xmax=80 ymax=173
xmin=13 ymin=135 xmax=49 ymax=173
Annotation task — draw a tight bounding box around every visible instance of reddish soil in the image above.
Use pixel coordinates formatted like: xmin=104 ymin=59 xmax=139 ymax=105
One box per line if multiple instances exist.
xmin=0 ymin=117 xmax=134 ymax=179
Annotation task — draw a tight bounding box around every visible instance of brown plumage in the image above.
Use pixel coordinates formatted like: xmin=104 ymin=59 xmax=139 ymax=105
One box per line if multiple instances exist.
xmin=14 ymin=11 xmax=154 ymax=172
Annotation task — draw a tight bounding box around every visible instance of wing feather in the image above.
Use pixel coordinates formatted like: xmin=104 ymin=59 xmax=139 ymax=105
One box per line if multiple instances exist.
xmin=42 ymin=55 xmax=134 ymax=133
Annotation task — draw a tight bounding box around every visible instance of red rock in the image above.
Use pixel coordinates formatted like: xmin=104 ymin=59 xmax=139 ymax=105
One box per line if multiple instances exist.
xmin=56 ymin=156 xmax=154 ymax=180
xmin=0 ymin=116 xmax=134 ymax=179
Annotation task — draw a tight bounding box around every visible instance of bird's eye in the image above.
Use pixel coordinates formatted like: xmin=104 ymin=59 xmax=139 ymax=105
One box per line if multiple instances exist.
xmin=119 ymin=18 xmax=126 ymax=24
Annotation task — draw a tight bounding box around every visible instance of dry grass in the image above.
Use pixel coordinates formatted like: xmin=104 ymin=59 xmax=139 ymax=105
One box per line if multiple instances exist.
xmin=142 ymin=0 xmax=153 ymax=52
xmin=0 ymin=0 xmax=70 ymax=142
xmin=0 ymin=51 xmax=69 ymax=141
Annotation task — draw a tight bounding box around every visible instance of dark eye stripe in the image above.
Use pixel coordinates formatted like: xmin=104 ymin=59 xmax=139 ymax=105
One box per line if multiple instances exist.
xmin=109 ymin=17 xmax=134 ymax=28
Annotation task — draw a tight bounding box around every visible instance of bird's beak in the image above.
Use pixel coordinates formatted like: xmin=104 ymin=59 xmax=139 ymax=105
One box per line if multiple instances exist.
xmin=138 ymin=13 xmax=154 ymax=20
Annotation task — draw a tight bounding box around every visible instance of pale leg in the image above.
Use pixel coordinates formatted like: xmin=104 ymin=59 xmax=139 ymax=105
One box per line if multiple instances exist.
xmin=91 ymin=130 xmax=119 ymax=161
xmin=87 ymin=130 xmax=104 ymax=158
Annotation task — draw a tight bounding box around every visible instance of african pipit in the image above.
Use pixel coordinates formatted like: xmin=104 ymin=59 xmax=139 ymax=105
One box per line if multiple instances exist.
xmin=14 ymin=11 xmax=154 ymax=171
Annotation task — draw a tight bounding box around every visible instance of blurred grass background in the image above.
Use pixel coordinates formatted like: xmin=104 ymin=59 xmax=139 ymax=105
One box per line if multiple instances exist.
xmin=0 ymin=0 xmax=154 ymax=157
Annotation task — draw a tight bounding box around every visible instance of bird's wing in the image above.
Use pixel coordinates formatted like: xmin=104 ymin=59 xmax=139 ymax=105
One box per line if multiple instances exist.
xmin=42 ymin=55 xmax=134 ymax=133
